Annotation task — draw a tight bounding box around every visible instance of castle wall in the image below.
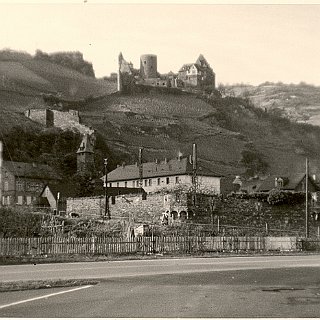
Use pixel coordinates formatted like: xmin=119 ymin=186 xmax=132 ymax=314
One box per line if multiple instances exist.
xmin=52 ymin=109 xmax=80 ymax=128
xmin=24 ymin=109 xmax=53 ymax=127
xmin=25 ymin=108 xmax=93 ymax=134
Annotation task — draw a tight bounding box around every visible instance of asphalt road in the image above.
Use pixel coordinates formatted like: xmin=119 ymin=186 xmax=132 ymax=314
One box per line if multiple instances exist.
xmin=1 ymin=255 xmax=320 ymax=317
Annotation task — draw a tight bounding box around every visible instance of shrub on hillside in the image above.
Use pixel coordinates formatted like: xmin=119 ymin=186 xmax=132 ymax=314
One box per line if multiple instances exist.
xmin=34 ymin=50 xmax=95 ymax=77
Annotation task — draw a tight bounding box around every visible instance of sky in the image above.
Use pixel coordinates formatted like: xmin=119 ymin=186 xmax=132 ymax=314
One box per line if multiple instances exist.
xmin=1 ymin=1 xmax=320 ymax=85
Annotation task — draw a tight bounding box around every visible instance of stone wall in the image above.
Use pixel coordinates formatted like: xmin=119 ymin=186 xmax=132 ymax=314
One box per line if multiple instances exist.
xmin=24 ymin=109 xmax=53 ymax=127
xmin=66 ymin=192 xmax=319 ymax=237
xmin=67 ymin=196 xmax=105 ymax=216
xmin=66 ymin=193 xmax=165 ymax=223
xmin=25 ymin=108 xmax=93 ymax=134
xmin=214 ymin=197 xmax=319 ymax=237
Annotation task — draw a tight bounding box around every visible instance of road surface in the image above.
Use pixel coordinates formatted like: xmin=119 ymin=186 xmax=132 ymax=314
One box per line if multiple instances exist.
xmin=0 ymin=255 xmax=320 ymax=317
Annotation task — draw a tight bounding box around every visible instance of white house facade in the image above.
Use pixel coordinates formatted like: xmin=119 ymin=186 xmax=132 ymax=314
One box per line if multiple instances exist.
xmin=105 ymin=157 xmax=228 ymax=195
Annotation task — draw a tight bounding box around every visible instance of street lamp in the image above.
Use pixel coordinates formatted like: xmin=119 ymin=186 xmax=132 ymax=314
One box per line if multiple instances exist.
xmin=104 ymin=158 xmax=110 ymax=219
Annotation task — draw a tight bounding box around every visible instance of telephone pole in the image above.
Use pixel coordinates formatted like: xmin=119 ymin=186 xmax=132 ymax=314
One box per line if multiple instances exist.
xmin=305 ymin=157 xmax=309 ymax=238
xmin=138 ymin=147 xmax=143 ymax=189
xmin=0 ymin=141 xmax=2 ymax=208
xmin=104 ymin=158 xmax=110 ymax=219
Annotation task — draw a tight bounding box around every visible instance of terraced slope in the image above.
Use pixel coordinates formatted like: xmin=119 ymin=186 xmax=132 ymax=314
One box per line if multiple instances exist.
xmin=77 ymin=90 xmax=320 ymax=177
xmin=225 ymin=83 xmax=320 ymax=125
xmin=0 ymin=55 xmax=117 ymax=103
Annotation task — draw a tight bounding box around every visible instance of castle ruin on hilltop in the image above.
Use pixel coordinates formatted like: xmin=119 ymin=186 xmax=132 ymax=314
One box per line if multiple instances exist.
xmin=117 ymin=53 xmax=215 ymax=92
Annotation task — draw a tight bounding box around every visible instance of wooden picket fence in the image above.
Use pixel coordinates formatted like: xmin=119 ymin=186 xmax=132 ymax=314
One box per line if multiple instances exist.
xmin=0 ymin=236 xmax=307 ymax=257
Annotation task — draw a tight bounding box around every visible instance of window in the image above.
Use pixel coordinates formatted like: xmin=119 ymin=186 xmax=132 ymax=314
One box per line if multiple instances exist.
xmin=157 ymin=178 xmax=161 ymax=186
xmin=4 ymin=181 xmax=8 ymax=191
xmin=26 ymin=182 xmax=41 ymax=192
xmin=26 ymin=196 xmax=32 ymax=205
xmin=144 ymin=179 xmax=148 ymax=187
xmin=166 ymin=177 xmax=170 ymax=185
xmin=125 ymin=182 xmax=127 ymax=188
xmin=117 ymin=182 xmax=119 ymax=187
xmin=149 ymin=179 xmax=152 ymax=186
xmin=175 ymin=177 xmax=179 ymax=184
xmin=111 ymin=196 xmax=116 ymax=205
xmin=132 ymin=181 xmax=135 ymax=187
xmin=17 ymin=181 xmax=23 ymax=191
xmin=109 ymin=183 xmax=112 ymax=187
xmin=17 ymin=196 xmax=23 ymax=205
xmin=136 ymin=181 xmax=140 ymax=187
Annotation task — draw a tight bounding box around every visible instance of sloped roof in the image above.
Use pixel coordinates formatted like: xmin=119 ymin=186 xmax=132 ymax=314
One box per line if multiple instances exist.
xmin=178 ymin=63 xmax=201 ymax=73
xmin=42 ymin=183 xmax=78 ymax=200
xmin=91 ymin=179 xmax=145 ymax=196
xmin=3 ymin=161 xmax=60 ymax=180
xmin=77 ymin=133 xmax=94 ymax=154
xmin=106 ymin=157 xmax=222 ymax=182
xmin=196 ymin=54 xmax=211 ymax=68
xmin=43 ymin=180 xmax=145 ymax=200
xmin=257 ymin=173 xmax=318 ymax=192
xmin=179 ymin=55 xmax=214 ymax=73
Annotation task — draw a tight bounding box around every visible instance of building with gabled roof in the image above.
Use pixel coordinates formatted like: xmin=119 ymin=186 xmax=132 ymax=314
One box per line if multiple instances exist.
xmin=178 ymin=54 xmax=215 ymax=89
xmin=1 ymin=160 xmax=60 ymax=206
xmin=104 ymin=156 xmax=232 ymax=195
xmin=257 ymin=173 xmax=319 ymax=193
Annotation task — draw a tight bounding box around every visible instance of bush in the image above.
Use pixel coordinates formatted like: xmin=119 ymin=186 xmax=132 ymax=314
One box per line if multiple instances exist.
xmin=34 ymin=50 xmax=95 ymax=77
xmin=0 ymin=208 xmax=44 ymax=237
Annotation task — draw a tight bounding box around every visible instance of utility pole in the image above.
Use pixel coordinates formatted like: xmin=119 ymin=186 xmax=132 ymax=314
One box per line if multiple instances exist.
xmin=0 ymin=141 xmax=2 ymax=208
xmin=138 ymin=147 xmax=143 ymax=189
xmin=192 ymin=143 xmax=197 ymax=190
xmin=104 ymin=158 xmax=110 ymax=219
xmin=192 ymin=143 xmax=198 ymax=208
xmin=305 ymin=157 xmax=309 ymax=238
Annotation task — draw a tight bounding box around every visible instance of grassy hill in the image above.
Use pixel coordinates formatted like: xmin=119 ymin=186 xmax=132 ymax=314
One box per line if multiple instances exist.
xmin=78 ymin=91 xmax=245 ymax=176
xmin=224 ymin=82 xmax=320 ymax=125
xmin=0 ymin=50 xmax=117 ymax=103
xmin=2 ymin=50 xmax=320 ymax=178
xmin=74 ymin=88 xmax=320 ymax=177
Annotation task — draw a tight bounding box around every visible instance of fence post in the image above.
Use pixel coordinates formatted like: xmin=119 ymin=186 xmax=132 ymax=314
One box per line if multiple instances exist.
xmin=91 ymin=236 xmax=95 ymax=255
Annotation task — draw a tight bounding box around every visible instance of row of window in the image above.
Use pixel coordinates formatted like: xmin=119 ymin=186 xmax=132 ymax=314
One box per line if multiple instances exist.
xmin=2 ymin=180 xmax=42 ymax=192
xmin=2 ymin=195 xmax=36 ymax=206
xmin=108 ymin=176 xmax=180 ymax=188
